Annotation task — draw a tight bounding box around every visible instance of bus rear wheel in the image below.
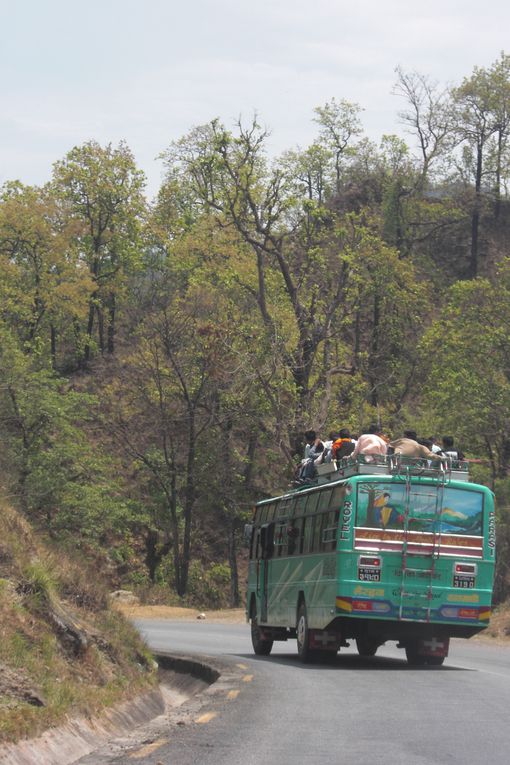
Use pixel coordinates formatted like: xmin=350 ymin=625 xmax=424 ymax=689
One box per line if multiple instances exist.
xmin=426 ymin=655 xmax=445 ymax=666
xmin=251 ymin=617 xmax=273 ymax=656
xmin=405 ymin=644 xmax=427 ymax=666
xmin=356 ymin=637 xmax=378 ymax=657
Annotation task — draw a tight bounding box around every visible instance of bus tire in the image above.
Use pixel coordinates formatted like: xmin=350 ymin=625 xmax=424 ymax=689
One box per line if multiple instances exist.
xmin=405 ymin=644 xmax=427 ymax=666
xmin=251 ymin=616 xmax=273 ymax=656
xmin=296 ymin=602 xmax=315 ymax=663
xmin=356 ymin=637 xmax=378 ymax=657
xmin=426 ymin=656 xmax=445 ymax=666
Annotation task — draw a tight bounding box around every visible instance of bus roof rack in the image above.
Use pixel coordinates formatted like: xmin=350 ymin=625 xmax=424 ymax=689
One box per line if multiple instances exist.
xmin=314 ymin=454 xmax=470 ymax=485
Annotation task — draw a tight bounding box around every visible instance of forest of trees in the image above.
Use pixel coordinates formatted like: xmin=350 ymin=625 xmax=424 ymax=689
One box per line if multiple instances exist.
xmin=2 ymin=54 xmax=510 ymax=605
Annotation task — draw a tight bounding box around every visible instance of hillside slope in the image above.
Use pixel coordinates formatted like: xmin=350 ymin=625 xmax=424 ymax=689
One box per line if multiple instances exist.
xmin=0 ymin=497 xmax=156 ymax=744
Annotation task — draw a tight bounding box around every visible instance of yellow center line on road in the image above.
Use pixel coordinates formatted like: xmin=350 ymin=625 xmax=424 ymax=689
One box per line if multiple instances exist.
xmin=236 ymin=663 xmax=248 ymax=669
xmin=128 ymin=738 xmax=168 ymax=758
xmin=195 ymin=711 xmax=218 ymax=724
xmin=227 ymin=689 xmax=240 ymax=699
xmin=242 ymin=674 xmax=254 ymax=682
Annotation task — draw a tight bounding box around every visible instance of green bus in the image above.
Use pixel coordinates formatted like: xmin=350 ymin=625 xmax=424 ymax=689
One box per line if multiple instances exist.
xmin=245 ymin=455 xmax=495 ymax=665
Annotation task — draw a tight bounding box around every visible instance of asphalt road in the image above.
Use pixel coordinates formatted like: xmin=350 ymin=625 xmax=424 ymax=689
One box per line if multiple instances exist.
xmin=108 ymin=619 xmax=510 ymax=765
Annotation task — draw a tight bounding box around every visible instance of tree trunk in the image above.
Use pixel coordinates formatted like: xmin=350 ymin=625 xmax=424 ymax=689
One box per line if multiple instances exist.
xmin=469 ymin=144 xmax=483 ymax=279
xmin=368 ymin=295 xmax=381 ymax=407
xmin=97 ymin=306 xmax=105 ymax=353
xmin=50 ymin=325 xmax=57 ymax=370
xmin=228 ymin=521 xmax=240 ymax=607
xmin=107 ymin=291 xmax=116 ymax=354
xmin=83 ymin=302 xmax=95 ymax=363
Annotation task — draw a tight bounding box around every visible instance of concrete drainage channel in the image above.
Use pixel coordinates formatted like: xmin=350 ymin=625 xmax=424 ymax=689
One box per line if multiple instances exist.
xmin=0 ymin=654 xmax=221 ymax=765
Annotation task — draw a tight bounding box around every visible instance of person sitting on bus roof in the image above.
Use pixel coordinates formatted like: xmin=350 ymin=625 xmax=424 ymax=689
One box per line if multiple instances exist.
xmin=332 ymin=428 xmax=356 ymax=461
xmin=441 ymin=436 xmax=465 ymax=461
xmin=323 ymin=431 xmax=338 ymax=463
xmin=388 ymin=436 xmax=443 ymax=461
xmin=296 ymin=435 xmax=325 ymax=483
xmin=429 ymin=436 xmax=443 ymax=454
xmin=303 ymin=430 xmax=317 ymax=459
xmin=351 ymin=425 xmax=387 ymax=461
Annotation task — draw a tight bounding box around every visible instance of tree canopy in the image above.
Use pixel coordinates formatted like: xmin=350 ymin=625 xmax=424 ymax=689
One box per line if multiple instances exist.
xmin=2 ymin=54 xmax=510 ymax=602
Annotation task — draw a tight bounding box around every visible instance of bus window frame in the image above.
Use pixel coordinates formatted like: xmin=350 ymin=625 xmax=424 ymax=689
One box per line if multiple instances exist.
xmin=259 ymin=523 xmax=274 ymax=560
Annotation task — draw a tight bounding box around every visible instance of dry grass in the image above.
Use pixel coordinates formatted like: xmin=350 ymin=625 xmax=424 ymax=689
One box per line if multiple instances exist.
xmin=0 ymin=497 xmax=157 ymax=744
xmin=112 ymin=603 xmax=246 ymax=623
xmin=475 ymin=602 xmax=510 ymax=643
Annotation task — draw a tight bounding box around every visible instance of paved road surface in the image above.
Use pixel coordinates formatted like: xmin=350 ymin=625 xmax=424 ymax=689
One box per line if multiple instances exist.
xmin=93 ymin=620 xmax=510 ymax=764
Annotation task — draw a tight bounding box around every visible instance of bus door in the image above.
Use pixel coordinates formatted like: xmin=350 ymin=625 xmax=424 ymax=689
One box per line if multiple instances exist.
xmin=258 ymin=523 xmax=274 ymax=622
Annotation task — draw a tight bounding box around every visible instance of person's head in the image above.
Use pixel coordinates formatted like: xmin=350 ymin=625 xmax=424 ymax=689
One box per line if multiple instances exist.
xmin=329 ymin=431 xmax=340 ymax=441
xmin=419 ymin=438 xmax=433 ymax=450
xmin=304 ymin=430 xmax=316 ymax=443
xmin=339 ymin=428 xmax=351 ymax=439
xmin=404 ymin=429 xmax=417 ymax=441
xmin=442 ymin=436 xmax=455 ymax=449
xmin=367 ymin=424 xmax=380 ymax=435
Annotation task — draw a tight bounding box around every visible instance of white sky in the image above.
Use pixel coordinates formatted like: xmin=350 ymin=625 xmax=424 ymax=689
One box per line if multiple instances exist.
xmin=1 ymin=0 xmax=509 ymax=199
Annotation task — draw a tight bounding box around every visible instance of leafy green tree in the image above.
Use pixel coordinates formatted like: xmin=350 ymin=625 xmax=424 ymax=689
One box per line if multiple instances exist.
xmin=394 ymin=66 xmax=456 ymax=189
xmin=52 ymin=141 xmax=146 ymax=362
xmin=420 ymin=260 xmax=510 ymax=481
xmin=0 ymin=182 xmax=93 ymax=366
xmin=450 ymin=58 xmax=510 ymax=276
xmin=0 ymin=326 xmax=128 ymax=539
xmin=312 ymin=98 xmax=364 ymax=194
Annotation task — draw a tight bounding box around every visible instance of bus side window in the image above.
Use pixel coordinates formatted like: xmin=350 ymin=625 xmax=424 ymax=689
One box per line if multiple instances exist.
xmin=322 ymin=510 xmax=339 ymax=552
xmin=331 ymin=485 xmax=346 ymax=508
xmin=318 ymin=489 xmax=332 ymax=512
xmin=312 ymin=513 xmax=325 ymax=552
xmin=303 ymin=515 xmax=316 ymax=553
xmin=306 ymin=493 xmax=319 ymax=515
xmin=274 ymin=521 xmax=287 ymax=556
xmin=287 ymin=517 xmax=302 ymax=556
xmin=249 ymin=526 xmax=257 ymax=560
xmin=260 ymin=523 xmax=274 ymax=560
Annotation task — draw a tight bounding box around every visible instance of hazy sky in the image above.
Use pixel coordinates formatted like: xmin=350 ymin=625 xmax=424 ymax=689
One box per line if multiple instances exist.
xmin=1 ymin=0 xmax=509 ymax=198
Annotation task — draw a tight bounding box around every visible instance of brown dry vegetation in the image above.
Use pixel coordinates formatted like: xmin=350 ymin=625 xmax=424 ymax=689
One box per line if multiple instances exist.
xmin=475 ymin=602 xmax=510 ymax=643
xmin=112 ymin=602 xmax=246 ymax=623
xmin=0 ymin=498 xmax=157 ymax=744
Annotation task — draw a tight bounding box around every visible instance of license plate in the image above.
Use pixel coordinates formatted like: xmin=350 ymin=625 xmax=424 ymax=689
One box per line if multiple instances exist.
xmin=358 ymin=567 xmax=380 ymax=582
xmin=453 ymin=575 xmax=475 ymax=588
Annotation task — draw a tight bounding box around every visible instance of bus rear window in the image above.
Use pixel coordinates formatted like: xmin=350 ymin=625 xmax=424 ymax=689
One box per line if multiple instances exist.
xmin=356 ymin=482 xmax=483 ymax=536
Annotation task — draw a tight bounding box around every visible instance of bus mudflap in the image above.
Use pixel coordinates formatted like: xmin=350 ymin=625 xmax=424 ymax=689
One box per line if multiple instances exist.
xmin=309 ymin=629 xmax=343 ymax=652
xmin=405 ymin=637 xmax=450 ymax=657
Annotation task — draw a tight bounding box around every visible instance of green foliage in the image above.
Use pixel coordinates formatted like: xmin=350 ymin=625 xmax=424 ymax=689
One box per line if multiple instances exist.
xmin=3 ymin=61 xmax=510 ymax=604
xmin=0 ymin=325 xmax=133 ymax=541
xmin=186 ymin=560 xmax=232 ymax=608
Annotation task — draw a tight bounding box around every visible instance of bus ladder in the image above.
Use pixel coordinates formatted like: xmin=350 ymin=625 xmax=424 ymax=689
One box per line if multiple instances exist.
xmin=398 ymin=464 xmax=448 ymax=622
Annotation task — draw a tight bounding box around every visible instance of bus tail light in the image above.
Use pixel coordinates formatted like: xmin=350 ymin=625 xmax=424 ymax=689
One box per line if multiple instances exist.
xmin=455 ymin=563 xmax=477 ymax=574
xmin=439 ymin=605 xmax=490 ymax=621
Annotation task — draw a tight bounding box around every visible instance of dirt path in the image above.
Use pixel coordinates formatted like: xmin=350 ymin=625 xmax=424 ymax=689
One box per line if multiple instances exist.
xmin=113 ymin=604 xmax=246 ymax=623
